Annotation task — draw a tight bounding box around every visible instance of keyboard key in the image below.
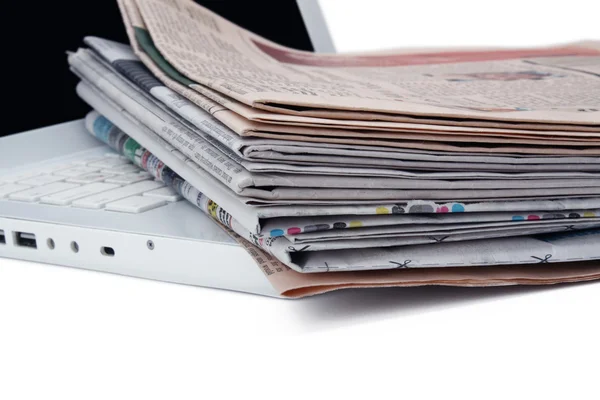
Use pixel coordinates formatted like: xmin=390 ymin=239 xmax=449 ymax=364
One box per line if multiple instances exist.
xmin=1 ymin=164 xmax=72 ymax=183
xmin=55 ymin=166 xmax=100 ymax=178
xmin=106 ymin=196 xmax=167 ymax=213
xmin=0 ymin=170 xmax=43 ymax=184
xmin=19 ymin=175 xmax=65 ymax=186
xmin=66 ymin=172 xmax=116 ymax=184
xmin=0 ymin=183 xmax=32 ymax=198
xmin=72 ymin=180 xmax=164 ymax=209
xmin=9 ymin=182 xmax=80 ymax=202
xmin=143 ymin=186 xmax=182 ymax=202
xmin=40 ymin=183 xmax=121 ymax=206
xmin=105 ymin=172 xmax=152 ymax=185
xmin=88 ymin=158 xmax=131 ymax=169
xmin=72 ymin=157 xmax=105 ymax=166
xmin=101 ymin=164 xmax=140 ymax=175
xmin=44 ymin=164 xmax=75 ymax=174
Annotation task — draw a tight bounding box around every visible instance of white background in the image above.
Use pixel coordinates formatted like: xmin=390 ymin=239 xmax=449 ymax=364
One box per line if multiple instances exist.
xmin=2 ymin=1 xmax=600 ymax=399
xmin=2 ymin=259 xmax=600 ymax=399
xmin=321 ymin=0 xmax=600 ymax=52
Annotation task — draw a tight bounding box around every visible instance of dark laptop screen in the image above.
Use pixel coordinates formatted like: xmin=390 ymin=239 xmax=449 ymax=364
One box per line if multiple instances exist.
xmin=1 ymin=1 xmax=313 ymax=136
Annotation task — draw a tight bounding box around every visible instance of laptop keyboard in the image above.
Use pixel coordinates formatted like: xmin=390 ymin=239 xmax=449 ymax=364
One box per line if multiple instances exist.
xmin=0 ymin=154 xmax=182 ymax=213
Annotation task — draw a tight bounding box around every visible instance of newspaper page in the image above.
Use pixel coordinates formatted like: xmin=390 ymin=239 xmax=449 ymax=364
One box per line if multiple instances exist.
xmin=214 ymin=226 xmax=600 ymax=298
xmin=132 ymin=0 xmax=600 ymax=126
xmin=253 ymin=197 xmax=600 ymax=221
xmin=243 ymin=143 xmax=600 ymax=168
xmin=227 ymin=131 xmax=600 ymax=156
xmin=116 ymin=0 xmax=600 ymax=138
xmin=287 ymin=218 xmax=600 ymax=242
xmin=116 ymin=0 xmax=600 ymax=133
xmin=261 ymin=209 xmax=600 ymax=237
xmin=283 ymin=222 xmax=600 ymax=251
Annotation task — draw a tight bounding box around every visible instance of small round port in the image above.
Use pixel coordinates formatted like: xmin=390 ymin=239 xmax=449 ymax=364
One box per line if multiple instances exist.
xmin=101 ymin=246 xmax=115 ymax=257
xmin=47 ymin=238 xmax=55 ymax=250
xmin=70 ymin=241 xmax=79 ymax=253
xmin=147 ymin=240 xmax=155 ymax=250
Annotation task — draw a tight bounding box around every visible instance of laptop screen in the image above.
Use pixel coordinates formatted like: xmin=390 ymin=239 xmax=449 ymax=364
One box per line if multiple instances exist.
xmin=200 ymin=1 xmax=314 ymax=52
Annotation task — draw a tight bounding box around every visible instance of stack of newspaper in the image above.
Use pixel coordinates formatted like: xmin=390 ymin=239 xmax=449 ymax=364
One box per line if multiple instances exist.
xmin=68 ymin=0 xmax=600 ymax=278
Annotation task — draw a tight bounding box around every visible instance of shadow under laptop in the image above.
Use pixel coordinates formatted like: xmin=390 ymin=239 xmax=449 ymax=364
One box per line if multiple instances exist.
xmin=290 ymin=280 xmax=600 ymax=331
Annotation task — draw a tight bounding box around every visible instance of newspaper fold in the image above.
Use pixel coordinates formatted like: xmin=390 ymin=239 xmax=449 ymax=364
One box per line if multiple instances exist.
xmin=113 ymin=0 xmax=600 ymax=159
xmin=134 ymin=0 xmax=600 ymax=126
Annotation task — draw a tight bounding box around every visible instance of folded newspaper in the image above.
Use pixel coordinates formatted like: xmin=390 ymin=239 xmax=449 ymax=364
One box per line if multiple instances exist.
xmin=82 ymin=110 xmax=600 ymax=273
xmin=68 ymin=42 xmax=600 ymax=227
xmin=58 ymin=0 xmax=600 ymax=294
xmin=124 ymin=0 xmax=600 ymax=126
xmin=75 ymin=110 xmax=600 ymax=296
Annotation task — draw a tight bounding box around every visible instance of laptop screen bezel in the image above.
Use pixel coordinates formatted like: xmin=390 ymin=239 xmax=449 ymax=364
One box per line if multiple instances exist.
xmin=296 ymin=0 xmax=336 ymax=53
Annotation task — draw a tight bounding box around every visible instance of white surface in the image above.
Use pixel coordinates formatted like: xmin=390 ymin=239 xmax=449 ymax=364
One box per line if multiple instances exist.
xmin=4 ymin=2 xmax=600 ymax=398
xmin=1 ymin=257 xmax=600 ymax=399
xmin=319 ymin=0 xmax=600 ymax=52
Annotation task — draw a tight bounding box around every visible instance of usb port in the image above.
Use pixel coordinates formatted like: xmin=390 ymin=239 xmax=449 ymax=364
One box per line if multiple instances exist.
xmin=14 ymin=232 xmax=37 ymax=249
xmin=0 ymin=230 xmax=5 ymax=244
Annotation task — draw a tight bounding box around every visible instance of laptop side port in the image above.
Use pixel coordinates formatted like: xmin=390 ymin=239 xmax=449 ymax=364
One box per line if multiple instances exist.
xmin=13 ymin=232 xmax=37 ymax=249
xmin=0 ymin=230 xmax=5 ymax=244
xmin=101 ymin=246 xmax=115 ymax=257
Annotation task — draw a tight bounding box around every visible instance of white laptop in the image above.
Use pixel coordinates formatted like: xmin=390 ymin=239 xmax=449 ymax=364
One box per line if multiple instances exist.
xmin=0 ymin=0 xmax=339 ymax=297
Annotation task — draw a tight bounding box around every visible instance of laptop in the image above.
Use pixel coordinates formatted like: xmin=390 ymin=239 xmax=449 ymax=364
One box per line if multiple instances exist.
xmin=0 ymin=0 xmax=334 ymax=297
